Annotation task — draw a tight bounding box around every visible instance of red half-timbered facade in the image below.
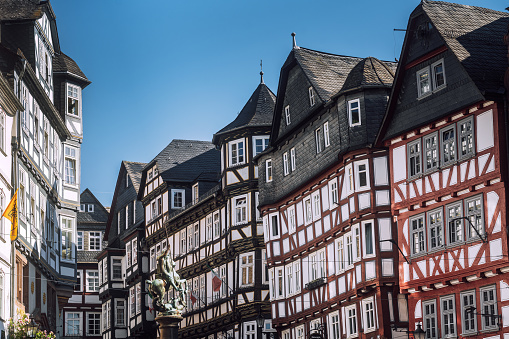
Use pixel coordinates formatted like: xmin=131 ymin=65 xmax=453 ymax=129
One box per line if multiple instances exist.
xmin=257 ymin=41 xmax=402 ymax=339
xmin=377 ymin=2 xmax=509 ymax=338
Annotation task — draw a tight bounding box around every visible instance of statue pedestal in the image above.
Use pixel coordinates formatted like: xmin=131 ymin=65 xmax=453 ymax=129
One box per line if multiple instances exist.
xmin=155 ymin=314 xmax=183 ymax=339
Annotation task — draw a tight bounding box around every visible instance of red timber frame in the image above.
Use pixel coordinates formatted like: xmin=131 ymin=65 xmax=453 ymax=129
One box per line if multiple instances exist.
xmin=261 ymin=148 xmax=401 ymax=339
xmin=387 ymin=101 xmax=509 ymax=338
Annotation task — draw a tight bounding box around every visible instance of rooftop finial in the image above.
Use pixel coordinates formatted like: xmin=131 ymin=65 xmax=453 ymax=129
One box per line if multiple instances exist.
xmin=260 ymin=59 xmax=264 ymax=84
xmin=292 ymin=32 xmax=299 ymax=49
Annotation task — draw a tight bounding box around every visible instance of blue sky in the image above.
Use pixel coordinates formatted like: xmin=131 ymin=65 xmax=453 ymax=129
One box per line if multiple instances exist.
xmin=50 ymin=0 xmax=507 ymax=206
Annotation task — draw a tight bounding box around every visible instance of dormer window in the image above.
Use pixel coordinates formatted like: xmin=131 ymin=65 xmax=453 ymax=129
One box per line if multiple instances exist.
xmin=253 ymin=136 xmax=269 ymax=156
xmin=417 ymin=59 xmax=446 ymax=98
xmin=67 ymin=84 xmax=80 ymax=116
xmin=285 ymin=105 xmax=291 ymax=125
xmin=348 ymin=99 xmax=361 ymax=127
xmin=87 ymin=204 xmax=94 ymax=213
xmin=308 ymin=87 xmax=315 ymax=106
xmin=171 ymin=189 xmax=185 ymax=209
xmin=432 ymin=59 xmax=446 ymax=90
xmin=192 ymin=183 xmax=199 ymax=204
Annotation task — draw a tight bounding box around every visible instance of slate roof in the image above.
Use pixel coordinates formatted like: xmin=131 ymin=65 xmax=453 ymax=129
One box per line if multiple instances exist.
xmin=293 ymin=48 xmax=363 ymax=103
xmin=150 ymin=140 xmax=220 ymax=183
xmin=340 ymin=57 xmax=397 ymax=93
xmin=77 ymin=250 xmax=100 ymax=263
xmin=213 ymin=83 xmax=275 ymax=140
xmin=53 ymin=53 xmax=90 ymax=83
xmin=422 ymin=1 xmax=509 ymax=95
xmin=0 ymin=0 xmax=44 ymax=21
xmin=123 ymin=161 xmax=146 ymax=193
xmin=77 ymin=188 xmax=109 ymax=225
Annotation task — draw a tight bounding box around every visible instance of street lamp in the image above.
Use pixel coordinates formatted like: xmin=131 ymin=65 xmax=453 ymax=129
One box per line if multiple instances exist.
xmin=25 ymin=314 xmax=39 ymax=338
xmin=413 ymin=323 xmax=425 ymax=339
xmin=256 ymin=314 xmax=265 ymax=329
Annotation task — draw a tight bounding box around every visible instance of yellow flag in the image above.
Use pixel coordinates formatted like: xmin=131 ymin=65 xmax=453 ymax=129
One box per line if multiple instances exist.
xmin=2 ymin=189 xmax=18 ymax=241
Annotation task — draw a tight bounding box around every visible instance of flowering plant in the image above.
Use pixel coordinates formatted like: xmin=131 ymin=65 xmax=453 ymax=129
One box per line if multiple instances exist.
xmin=7 ymin=310 xmax=56 ymax=339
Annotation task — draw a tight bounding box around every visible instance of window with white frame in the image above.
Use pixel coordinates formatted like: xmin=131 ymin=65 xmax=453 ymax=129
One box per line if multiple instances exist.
xmin=441 ymin=125 xmax=456 ymax=167
xmin=187 ymin=225 xmax=193 ymax=251
xmin=465 ymin=195 xmax=483 ymax=240
xmin=324 ymin=121 xmax=330 ymax=147
xmin=117 ymin=211 xmax=121 ymax=233
xmin=180 ymin=229 xmax=186 ymax=255
xmin=424 ymin=132 xmax=438 ymax=173
xmin=285 ymin=105 xmax=291 ymax=125
xmin=310 ymin=318 xmax=321 ymax=332
xmin=125 ymin=204 xmax=129 ymax=227
xmin=64 ymin=146 xmax=77 ymax=185
xmin=417 ymin=66 xmax=431 ymax=97
xmin=355 ymin=160 xmax=370 ymax=190
xmin=423 ymin=300 xmax=438 ymax=339
xmin=234 ymin=196 xmax=247 ymax=225
xmin=150 ymin=247 xmax=156 ymax=271
xmin=112 ymin=258 xmax=122 ymax=280
xmin=192 ymin=183 xmax=199 ymax=204
xmin=115 ymin=299 xmax=125 ymax=327
xmin=89 ymin=231 xmax=101 ymax=251
xmin=87 ymin=313 xmax=100 ymax=336
xmin=458 ymin=116 xmax=474 ymax=160
xmin=266 ymin=159 xmax=272 ymax=182
xmin=354 ymin=225 xmax=361 ymax=262
xmin=77 ymin=231 xmax=83 ymax=251
xmin=348 ymin=99 xmax=361 ymax=127
xmin=312 ymin=192 xmax=320 ymax=220
xmin=102 ymin=258 xmax=108 ymax=283
xmin=328 ymin=311 xmax=341 ymax=339
xmin=80 ymin=204 xmax=85 ymax=212
xmin=253 ymin=136 xmax=269 ymax=156
xmin=446 ymin=202 xmax=462 ymax=245
xmin=67 ymin=84 xmax=80 ymax=116
xmin=206 ymin=214 xmax=213 ymax=241
xmin=88 ymin=204 xmax=94 ymax=213
xmin=283 ymin=152 xmax=289 ymax=176
xmin=431 ymin=59 xmax=446 ymax=91
xmin=213 ymin=212 xmax=220 ymax=239
xmin=286 ymin=263 xmax=293 ymax=295
xmin=480 ymin=285 xmax=498 ymax=331
xmin=75 ymin=270 xmax=82 ymax=291
xmin=229 ymin=138 xmax=245 ymax=166
xmin=410 ymin=215 xmax=426 ymax=255
xmin=270 ymin=213 xmax=279 ymax=238
xmin=441 ymin=295 xmax=456 ymax=338
xmin=66 ymin=312 xmax=81 ymax=336
xmin=126 ymin=242 xmax=132 ymax=267
xmin=255 ymin=192 xmax=260 ymax=221
xmin=61 ymin=217 xmax=73 ymax=261
xmin=136 ymin=283 xmax=141 ymax=314
xmin=290 ymin=147 xmax=296 ymax=171
xmin=304 ymin=197 xmax=312 ymax=224
xmin=193 ymin=223 xmax=199 ymax=249
xmin=282 ymin=330 xmax=290 ymax=339
xmin=132 ymin=239 xmax=138 ymax=265
xmin=294 ymin=260 xmax=301 ymax=293
xmin=296 ymin=325 xmax=305 ymax=339
xmin=363 ymin=297 xmax=376 ymax=333
xmin=275 ymin=266 xmax=284 ymax=299
xmin=345 ymin=304 xmax=358 ymax=338
xmin=130 ymin=287 xmax=135 ymax=317
xmin=171 ymin=189 xmax=185 ymax=209
xmin=408 ymin=139 xmax=422 ymax=179
xmin=287 ymin=205 xmax=296 ymax=234
xmin=244 ymin=321 xmax=256 ymax=339
xmin=335 ymin=237 xmax=344 ymax=273
xmin=428 ymin=209 xmax=443 ymax=250
xmin=240 ymin=253 xmax=254 ymax=286
xmin=308 ymin=87 xmax=315 ymax=106
xmin=363 ymin=221 xmax=375 ymax=257
xmin=461 ymin=290 xmax=476 ymax=334
xmin=346 ymin=233 xmax=354 ymax=267
xmin=315 ymin=126 xmax=324 ymax=153
xmin=269 ymin=268 xmax=275 ymax=300
xmin=262 ymin=250 xmax=268 ymax=284
xmin=310 ymin=249 xmax=326 ymax=280
xmin=86 ymin=270 xmax=99 ymax=292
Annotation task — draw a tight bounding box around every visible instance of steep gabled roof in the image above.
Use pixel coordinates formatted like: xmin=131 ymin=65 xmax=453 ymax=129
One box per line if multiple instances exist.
xmin=212 ymin=82 xmax=275 ymax=143
xmin=340 ymin=57 xmax=396 ymax=93
xmin=422 ymin=1 xmax=509 ymax=95
xmin=293 ymin=48 xmax=363 ymax=102
xmin=376 ymin=1 xmax=509 ymax=144
xmin=0 ymin=0 xmax=44 ymax=21
xmin=78 ymin=188 xmax=109 ymax=225
xmin=150 ymin=139 xmax=220 ymax=183
xmin=123 ymin=161 xmax=146 ymax=193
xmin=53 ymin=52 xmax=90 ymax=86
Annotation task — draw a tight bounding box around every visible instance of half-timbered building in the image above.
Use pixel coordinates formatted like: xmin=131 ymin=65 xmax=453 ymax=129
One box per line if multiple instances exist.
xmin=257 ymin=39 xmax=401 ymax=339
xmin=99 ymin=161 xmax=150 ymax=339
xmin=63 ymin=189 xmax=108 ymax=338
xmin=0 ymin=0 xmax=90 ymax=334
xmin=141 ymin=75 xmax=275 ymax=338
xmin=376 ymin=2 xmax=509 ymax=338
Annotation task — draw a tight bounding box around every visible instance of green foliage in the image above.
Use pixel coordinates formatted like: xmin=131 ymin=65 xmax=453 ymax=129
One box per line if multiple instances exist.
xmin=7 ymin=310 xmax=56 ymax=339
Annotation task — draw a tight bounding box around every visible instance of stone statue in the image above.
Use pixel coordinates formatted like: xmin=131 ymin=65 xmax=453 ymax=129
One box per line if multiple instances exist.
xmin=146 ymin=247 xmax=188 ymax=316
